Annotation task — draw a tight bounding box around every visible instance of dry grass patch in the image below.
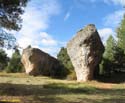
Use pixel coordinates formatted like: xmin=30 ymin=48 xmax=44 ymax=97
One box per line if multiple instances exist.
xmin=0 ymin=73 xmax=124 ymax=103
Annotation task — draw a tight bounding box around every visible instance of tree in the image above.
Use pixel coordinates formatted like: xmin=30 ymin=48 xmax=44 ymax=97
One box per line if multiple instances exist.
xmin=57 ymin=47 xmax=76 ymax=80
xmin=0 ymin=48 xmax=8 ymax=70
xmin=99 ymin=15 xmax=125 ymax=76
xmin=0 ymin=0 xmax=29 ymax=48
xmin=0 ymin=0 xmax=29 ymax=30
xmin=117 ymin=15 xmax=125 ymax=53
xmin=57 ymin=47 xmax=74 ymax=71
xmin=0 ymin=29 xmax=16 ymax=49
xmin=116 ymin=14 xmax=125 ymax=72
xmin=113 ymin=46 xmax=125 ymax=72
xmin=6 ymin=49 xmax=23 ymax=73
xmin=103 ymin=35 xmax=116 ymax=62
xmin=100 ymin=35 xmax=116 ymax=75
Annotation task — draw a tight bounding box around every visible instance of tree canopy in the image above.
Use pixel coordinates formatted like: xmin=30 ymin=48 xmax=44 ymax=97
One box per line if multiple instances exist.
xmin=6 ymin=49 xmax=23 ymax=73
xmin=57 ymin=47 xmax=74 ymax=71
xmin=0 ymin=29 xmax=16 ymax=48
xmin=100 ymin=14 xmax=125 ymax=75
xmin=0 ymin=0 xmax=29 ymax=48
xmin=117 ymin=15 xmax=125 ymax=53
xmin=103 ymin=35 xmax=116 ymax=62
xmin=0 ymin=0 xmax=29 ymax=31
xmin=100 ymin=35 xmax=116 ymax=75
xmin=116 ymin=14 xmax=125 ymax=72
xmin=57 ymin=47 xmax=76 ymax=80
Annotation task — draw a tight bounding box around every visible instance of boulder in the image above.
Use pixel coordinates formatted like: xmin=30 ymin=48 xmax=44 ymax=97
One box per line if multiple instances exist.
xmin=21 ymin=46 xmax=65 ymax=77
xmin=67 ymin=24 xmax=104 ymax=82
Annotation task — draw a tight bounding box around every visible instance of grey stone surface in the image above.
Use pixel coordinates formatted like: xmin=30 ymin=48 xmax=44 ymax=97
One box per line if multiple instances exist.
xmin=21 ymin=46 xmax=61 ymax=76
xmin=67 ymin=24 xmax=104 ymax=82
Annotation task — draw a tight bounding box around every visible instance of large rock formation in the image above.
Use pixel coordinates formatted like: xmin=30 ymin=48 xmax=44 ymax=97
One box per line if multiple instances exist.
xmin=67 ymin=24 xmax=104 ymax=82
xmin=21 ymin=46 xmax=66 ymax=77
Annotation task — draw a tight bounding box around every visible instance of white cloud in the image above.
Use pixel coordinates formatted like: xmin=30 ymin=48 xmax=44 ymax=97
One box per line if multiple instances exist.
xmin=40 ymin=47 xmax=60 ymax=58
xmin=40 ymin=32 xmax=57 ymax=46
xmin=64 ymin=12 xmax=70 ymax=21
xmin=104 ymin=0 xmax=125 ymax=6
xmin=5 ymin=0 xmax=65 ymax=57
xmin=104 ymin=10 xmax=125 ymax=28
xmin=98 ymin=28 xmax=115 ymax=44
xmin=12 ymin=0 xmax=63 ymax=57
xmin=64 ymin=6 xmax=73 ymax=21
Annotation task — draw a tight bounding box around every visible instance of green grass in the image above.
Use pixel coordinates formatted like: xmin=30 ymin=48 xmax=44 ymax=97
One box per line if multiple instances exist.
xmin=0 ymin=73 xmax=124 ymax=103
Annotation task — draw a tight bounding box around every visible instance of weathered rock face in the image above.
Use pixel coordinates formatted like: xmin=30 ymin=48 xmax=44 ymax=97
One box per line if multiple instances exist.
xmin=67 ymin=24 xmax=104 ymax=82
xmin=21 ymin=46 xmax=63 ymax=77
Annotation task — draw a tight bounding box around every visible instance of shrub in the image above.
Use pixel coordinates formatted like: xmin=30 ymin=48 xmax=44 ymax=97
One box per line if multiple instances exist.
xmin=67 ymin=70 xmax=77 ymax=80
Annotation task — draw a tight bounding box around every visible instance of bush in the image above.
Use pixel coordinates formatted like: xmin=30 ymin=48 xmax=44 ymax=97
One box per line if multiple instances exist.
xmin=67 ymin=70 xmax=77 ymax=80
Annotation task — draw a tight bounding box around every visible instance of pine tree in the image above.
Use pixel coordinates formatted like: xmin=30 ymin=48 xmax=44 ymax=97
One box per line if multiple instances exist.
xmin=117 ymin=15 xmax=125 ymax=53
xmin=104 ymin=35 xmax=116 ymax=62
xmin=57 ymin=47 xmax=74 ymax=70
xmin=116 ymin=14 xmax=125 ymax=72
xmin=100 ymin=35 xmax=116 ymax=75
xmin=6 ymin=49 xmax=23 ymax=73
xmin=100 ymin=14 xmax=125 ymax=75
xmin=57 ymin=47 xmax=76 ymax=80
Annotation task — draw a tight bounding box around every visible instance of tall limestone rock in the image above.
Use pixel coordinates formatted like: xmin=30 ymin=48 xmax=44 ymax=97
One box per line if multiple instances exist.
xmin=67 ymin=24 xmax=104 ymax=82
xmin=21 ymin=46 xmax=67 ymax=78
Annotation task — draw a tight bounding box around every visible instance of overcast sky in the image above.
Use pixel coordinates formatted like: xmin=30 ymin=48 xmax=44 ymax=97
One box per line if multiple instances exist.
xmin=6 ymin=0 xmax=125 ymax=57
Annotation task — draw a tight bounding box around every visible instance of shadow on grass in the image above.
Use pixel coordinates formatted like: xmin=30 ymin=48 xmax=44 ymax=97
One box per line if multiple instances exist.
xmin=0 ymin=83 xmax=124 ymax=95
xmin=0 ymin=82 xmax=124 ymax=103
xmin=0 ymin=83 xmax=96 ymax=96
xmin=95 ymin=72 xmax=125 ymax=83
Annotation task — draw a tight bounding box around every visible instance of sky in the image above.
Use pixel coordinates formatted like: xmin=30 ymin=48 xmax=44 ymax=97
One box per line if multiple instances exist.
xmin=6 ymin=0 xmax=125 ymax=57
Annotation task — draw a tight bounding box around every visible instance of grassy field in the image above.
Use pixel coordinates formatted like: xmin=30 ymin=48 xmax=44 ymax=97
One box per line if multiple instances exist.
xmin=0 ymin=73 xmax=124 ymax=103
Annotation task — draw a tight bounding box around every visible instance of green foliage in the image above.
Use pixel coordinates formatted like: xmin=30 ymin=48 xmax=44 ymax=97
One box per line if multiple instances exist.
xmin=116 ymin=14 xmax=125 ymax=72
xmin=0 ymin=49 xmax=8 ymax=70
xmin=0 ymin=29 xmax=16 ymax=49
xmin=57 ymin=47 xmax=74 ymax=70
xmin=0 ymin=0 xmax=29 ymax=49
xmin=99 ymin=58 xmax=113 ymax=75
xmin=100 ymin=15 xmax=125 ymax=75
xmin=40 ymin=61 xmax=69 ymax=79
xmin=99 ymin=35 xmax=116 ymax=75
xmin=57 ymin=47 xmax=76 ymax=79
xmin=6 ymin=49 xmax=23 ymax=73
xmin=0 ymin=0 xmax=29 ymax=31
xmin=103 ymin=35 xmax=116 ymax=62
xmin=52 ymin=63 xmax=70 ymax=79
xmin=67 ymin=70 xmax=77 ymax=80
xmin=117 ymin=15 xmax=125 ymax=53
